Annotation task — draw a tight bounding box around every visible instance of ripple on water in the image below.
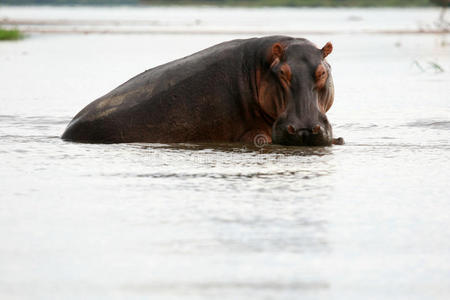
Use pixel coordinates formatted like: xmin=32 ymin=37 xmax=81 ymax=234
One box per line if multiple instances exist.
xmin=405 ymin=120 xmax=450 ymax=130
xmin=0 ymin=114 xmax=69 ymax=142
xmin=103 ymin=169 xmax=329 ymax=180
xmin=0 ymin=114 xmax=70 ymax=125
xmin=334 ymin=122 xmax=379 ymax=130
xmin=121 ymin=280 xmax=329 ymax=292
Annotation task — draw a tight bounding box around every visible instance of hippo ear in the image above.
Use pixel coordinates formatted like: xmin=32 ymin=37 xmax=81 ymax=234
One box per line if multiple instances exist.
xmin=321 ymin=42 xmax=333 ymax=58
xmin=270 ymin=43 xmax=284 ymax=68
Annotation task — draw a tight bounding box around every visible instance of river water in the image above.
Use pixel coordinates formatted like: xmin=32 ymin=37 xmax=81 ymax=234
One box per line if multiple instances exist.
xmin=0 ymin=6 xmax=449 ymax=300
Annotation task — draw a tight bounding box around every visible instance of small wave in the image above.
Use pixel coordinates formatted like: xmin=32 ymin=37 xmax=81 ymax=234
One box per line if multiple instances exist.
xmin=143 ymin=143 xmax=332 ymax=156
xmin=406 ymin=120 xmax=450 ymax=130
xmin=0 ymin=114 xmax=69 ymax=125
xmin=104 ymin=170 xmax=327 ymax=180
xmin=122 ymin=280 xmax=329 ymax=292
xmin=335 ymin=123 xmax=379 ymax=129
xmin=134 ymin=171 xmax=294 ymax=179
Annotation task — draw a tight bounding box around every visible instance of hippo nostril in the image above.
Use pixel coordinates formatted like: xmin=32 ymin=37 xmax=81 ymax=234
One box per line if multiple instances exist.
xmin=286 ymin=124 xmax=296 ymax=135
xmin=312 ymin=125 xmax=322 ymax=135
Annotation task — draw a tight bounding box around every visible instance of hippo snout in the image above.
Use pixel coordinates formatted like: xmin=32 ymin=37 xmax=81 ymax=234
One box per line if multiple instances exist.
xmin=272 ymin=121 xmax=333 ymax=146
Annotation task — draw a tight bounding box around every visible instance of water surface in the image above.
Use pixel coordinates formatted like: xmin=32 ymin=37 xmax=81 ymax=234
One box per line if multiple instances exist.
xmin=0 ymin=6 xmax=449 ymax=300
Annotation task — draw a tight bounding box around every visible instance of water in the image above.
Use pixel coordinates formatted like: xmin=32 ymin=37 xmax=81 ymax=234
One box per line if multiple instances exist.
xmin=1 ymin=6 xmax=450 ymax=300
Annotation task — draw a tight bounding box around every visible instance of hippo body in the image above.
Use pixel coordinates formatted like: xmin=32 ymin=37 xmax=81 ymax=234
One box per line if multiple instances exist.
xmin=62 ymin=36 xmax=340 ymax=146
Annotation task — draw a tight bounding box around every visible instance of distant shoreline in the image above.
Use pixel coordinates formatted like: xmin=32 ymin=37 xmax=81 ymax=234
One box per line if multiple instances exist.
xmin=2 ymin=18 xmax=448 ymax=36
xmin=0 ymin=0 xmax=436 ymax=8
xmin=5 ymin=28 xmax=448 ymax=35
xmin=2 ymin=5 xmax=448 ymax=36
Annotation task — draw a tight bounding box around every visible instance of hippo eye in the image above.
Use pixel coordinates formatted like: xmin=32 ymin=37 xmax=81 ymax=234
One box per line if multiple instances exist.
xmin=278 ymin=64 xmax=292 ymax=83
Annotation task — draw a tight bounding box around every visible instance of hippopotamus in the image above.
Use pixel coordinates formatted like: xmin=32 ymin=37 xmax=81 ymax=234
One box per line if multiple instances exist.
xmin=62 ymin=35 xmax=343 ymax=146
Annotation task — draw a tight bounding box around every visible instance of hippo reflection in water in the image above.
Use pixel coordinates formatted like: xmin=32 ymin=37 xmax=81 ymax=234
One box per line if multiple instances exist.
xmin=62 ymin=35 xmax=344 ymax=146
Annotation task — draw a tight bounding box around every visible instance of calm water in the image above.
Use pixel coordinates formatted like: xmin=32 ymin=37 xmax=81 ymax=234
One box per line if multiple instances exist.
xmin=1 ymin=6 xmax=450 ymax=300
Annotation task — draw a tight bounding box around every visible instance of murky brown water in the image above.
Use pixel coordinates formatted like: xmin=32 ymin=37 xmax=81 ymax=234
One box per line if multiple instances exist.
xmin=0 ymin=6 xmax=449 ymax=300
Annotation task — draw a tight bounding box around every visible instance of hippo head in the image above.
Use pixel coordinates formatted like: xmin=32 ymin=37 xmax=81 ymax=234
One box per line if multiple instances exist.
xmin=259 ymin=38 xmax=335 ymax=146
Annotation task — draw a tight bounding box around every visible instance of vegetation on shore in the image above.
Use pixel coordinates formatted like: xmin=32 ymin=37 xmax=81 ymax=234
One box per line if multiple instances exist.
xmin=142 ymin=0 xmax=435 ymax=7
xmin=0 ymin=0 xmax=443 ymax=7
xmin=0 ymin=28 xmax=24 ymax=41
